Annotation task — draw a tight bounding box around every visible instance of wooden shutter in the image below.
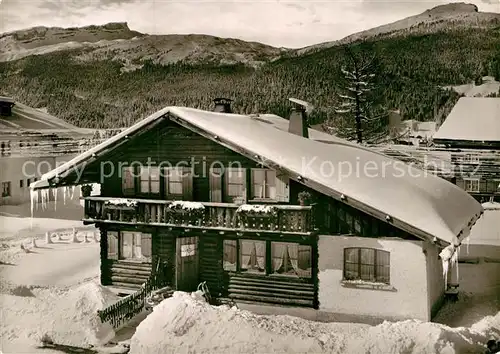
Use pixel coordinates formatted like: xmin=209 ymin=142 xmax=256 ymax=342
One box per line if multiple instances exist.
xmin=182 ymin=167 xmax=193 ymax=200
xmin=107 ymin=231 xmax=119 ymax=260
xmin=275 ymin=171 xmax=290 ymax=202
xmin=209 ymin=167 xmax=222 ymax=202
xmin=141 ymin=233 xmax=152 ymax=259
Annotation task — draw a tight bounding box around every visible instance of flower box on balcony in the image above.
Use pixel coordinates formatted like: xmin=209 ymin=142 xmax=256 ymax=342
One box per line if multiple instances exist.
xmin=167 ymin=201 xmax=205 ymax=226
xmin=236 ymin=204 xmax=278 ymax=230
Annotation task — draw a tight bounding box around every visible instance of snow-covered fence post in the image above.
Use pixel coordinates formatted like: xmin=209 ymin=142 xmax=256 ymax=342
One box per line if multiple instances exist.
xmin=45 ymin=232 xmax=53 ymax=244
xmin=31 ymin=237 xmax=38 ymax=248
xmin=71 ymin=228 xmax=79 ymax=243
xmin=83 ymin=232 xmax=90 ymax=243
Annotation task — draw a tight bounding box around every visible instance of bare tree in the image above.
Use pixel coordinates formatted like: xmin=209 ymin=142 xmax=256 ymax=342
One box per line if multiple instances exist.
xmin=326 ymin=46 xmax=388 ymax=144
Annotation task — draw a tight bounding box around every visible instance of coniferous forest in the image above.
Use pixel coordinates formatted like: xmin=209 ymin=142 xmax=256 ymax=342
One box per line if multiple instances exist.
xmin=1 ymin=28 xmax=499 ymax=129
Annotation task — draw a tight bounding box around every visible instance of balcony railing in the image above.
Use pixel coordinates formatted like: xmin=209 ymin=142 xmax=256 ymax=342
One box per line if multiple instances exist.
xmin=84 ymin=197 xmax=315 ymax=234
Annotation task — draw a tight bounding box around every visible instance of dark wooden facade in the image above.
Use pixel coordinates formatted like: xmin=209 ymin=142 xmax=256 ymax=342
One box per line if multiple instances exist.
xmin=81 ymin=116 xmax=419 ymax=307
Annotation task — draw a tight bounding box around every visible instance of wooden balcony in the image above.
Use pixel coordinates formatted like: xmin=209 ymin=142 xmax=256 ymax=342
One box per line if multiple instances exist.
xmin=84 ymin=197 xmax=316 ymax=234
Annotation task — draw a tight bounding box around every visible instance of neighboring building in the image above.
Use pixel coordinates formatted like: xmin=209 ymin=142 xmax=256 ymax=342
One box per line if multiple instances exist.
xmin=0 ymin=99 xmax=109 ymax=206
xmin=433 ymin=97 xmax=500 ymax=202
xmin=459 ymin=202 xmax=500 ymax=262
xmin=31 ymin=101 xmax=483 ymax=323
xmin=387 ymin=110 xmax=437 ymax=147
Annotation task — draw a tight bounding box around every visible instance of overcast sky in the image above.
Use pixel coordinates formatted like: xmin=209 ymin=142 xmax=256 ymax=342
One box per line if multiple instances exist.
xmin=0 ymin=0 xmax=499 ymax=48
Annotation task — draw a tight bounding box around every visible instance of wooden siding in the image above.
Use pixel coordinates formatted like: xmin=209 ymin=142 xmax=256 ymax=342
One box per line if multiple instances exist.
xmin=227 ymin=273 xmax=315 ymax=307
xmin=99 ymin=119 xmax=257 ymax=198
xmin=199 ymin=233 xmax=225 ymax=297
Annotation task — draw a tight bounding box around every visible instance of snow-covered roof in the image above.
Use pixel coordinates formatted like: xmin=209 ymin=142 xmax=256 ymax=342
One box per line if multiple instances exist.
xmin=31 ymin=106 xmax=483 ymax=245
xmin=433 ymin=97 xmax=500 ymax=142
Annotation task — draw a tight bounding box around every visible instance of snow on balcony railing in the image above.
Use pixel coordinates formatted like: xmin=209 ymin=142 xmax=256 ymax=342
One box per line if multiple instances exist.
xmin=84 ymin=197 xmax=315 ymax=234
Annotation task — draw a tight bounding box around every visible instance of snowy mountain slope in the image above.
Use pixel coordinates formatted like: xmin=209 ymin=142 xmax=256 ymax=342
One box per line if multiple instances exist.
xmin=0 ymin=22 xmax=285 ymax=66
xmin=297 ymin=3 xmax=500 ymax=55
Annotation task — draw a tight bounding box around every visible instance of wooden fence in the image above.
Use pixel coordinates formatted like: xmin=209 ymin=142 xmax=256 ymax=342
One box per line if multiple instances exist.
xmin=97 ymin=260 xmax=167 ymax=329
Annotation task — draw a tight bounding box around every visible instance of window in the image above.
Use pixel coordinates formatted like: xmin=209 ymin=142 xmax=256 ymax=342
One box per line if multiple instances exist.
xmin=165 ymin=167 xmax=184 ymax=197
xmin=271 ymin=242 xmax=311 ymax=278
xmin=223 ymin=240 xmax=237 ymax=271
xmin=181 ymin=243 xmax=196 ymax=257
xmin=463 ymin=154 xmax=479 ymax=163
xmin=225 ymin=167 xmax=246 ymax=202
xmin=122 ymin=166 xmax=135 ymax=195
xmin=343 ymin=248 xmax=390 ymax=284
xmin=251 ymin=169 xmax=276 ymax=200
xmin=19 ymin=180 xmax=24 ymax=188
xmin=464 ymin=178 xmax=480 ymax=192
xmin=239 ymin=240 xmax=265 ymax=273
xmin=2 ymin=182 xmax=11 ymax=197
xmin=139 ymin=166 xmax=160 ymax=194
xmin=121 ymin=232 xmax=152 ymax=260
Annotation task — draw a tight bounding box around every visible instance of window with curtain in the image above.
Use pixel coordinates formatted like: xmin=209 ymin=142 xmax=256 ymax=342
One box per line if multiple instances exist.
xmin=271 ymin=242 xmax=311 ymax=278
xmin=139 ymin=166 xmax=160 ymax=194
xmin=251 ymin=169 xmax=276 ymax=200
xmin=239 ymin=240 xmax=265 ymax=273
xmin=225 ymin=167 xmax=245 ymax=202
xmin=121 ymin=232 xmax=152 ymax=260
xmin=122 ymin=166 xmax=135 ymax=195
xmin=223 ymin=240 xmax=237 ymax=271
xmin=343 ymin=248 xmax=390 ymax=284
xmin=165 ymin=166 xmax=184 ymax=197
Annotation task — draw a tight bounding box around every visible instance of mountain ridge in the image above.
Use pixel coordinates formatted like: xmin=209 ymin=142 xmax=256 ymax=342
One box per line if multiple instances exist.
xmin=0 ymin=3 xmax=499 ymax=132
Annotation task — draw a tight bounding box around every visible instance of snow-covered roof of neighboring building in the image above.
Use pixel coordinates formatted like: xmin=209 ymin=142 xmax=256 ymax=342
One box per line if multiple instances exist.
xmin=468 ymin=202 xmax=500 ymax=246
xmin=31 ymin=106 xmax=483 ymax=245
xmin=433 ymin=97 xmax=500 ymax=142
xmin=0 ymin=101 xmax=93 ymax=133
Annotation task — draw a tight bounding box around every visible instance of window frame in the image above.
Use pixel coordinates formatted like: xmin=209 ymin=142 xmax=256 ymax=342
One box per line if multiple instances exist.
xmin=250 ymin=168 xmax=277 ymax=200
xmin=164 ymin=166 xmax=185 ymax=198
xmin=119 ymin=231 xmax=152 ymax=262
xmin=463 ymin=178 xmax=480 ymax=193
xmin=2 ymin=181 xmax=11 ymax=197
xmin=270 ymin=241 xmax=312 ymax=278
xmin=121 ymin=166 xmax=136 ymax=196
xmin=343 ymin=247 xmax=390 ymax=284
xmin=139 ymin=166 xmax=160 ymax=195
xmin=224 ymin=167 xmax=246 ymax=203
xmin=222 ymin=239 xmax=312 ymax=280
xmin=463 ymin=154 xmax=479 ymax=164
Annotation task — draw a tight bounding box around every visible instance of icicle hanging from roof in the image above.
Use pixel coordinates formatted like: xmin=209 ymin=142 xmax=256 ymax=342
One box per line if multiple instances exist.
xmin=465 ymin=236 xmax=470 ymax=255
xmin=71 ymin=186 xmax=76 ymax=200
xmin=30 ymin=189 xmax=37 ymax=230
xmin=63 ymin=186 xmax=67 ymax=205
xmin=54 ymin=188 xmax=57 ymax=211
xmin=439 ymin=244 xmax=457 ymax=291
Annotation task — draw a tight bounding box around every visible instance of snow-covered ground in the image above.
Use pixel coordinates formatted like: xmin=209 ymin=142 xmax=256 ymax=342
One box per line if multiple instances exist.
xmin=1 ymin=215 xmax=498 ymax=353
xmin=130 ymin=291 xmax=500 ymax=354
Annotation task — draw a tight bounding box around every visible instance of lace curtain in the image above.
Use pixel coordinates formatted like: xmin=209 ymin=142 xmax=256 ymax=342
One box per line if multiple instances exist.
xmin=240 ymin=240 xmax=265 ymax=271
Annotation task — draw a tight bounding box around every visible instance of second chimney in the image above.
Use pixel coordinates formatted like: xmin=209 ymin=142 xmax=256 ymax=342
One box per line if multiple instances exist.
xmin=213 ymin=98 xmax=233 ymax=113
xmin=288 ymin=98 xmax=309 ymax=138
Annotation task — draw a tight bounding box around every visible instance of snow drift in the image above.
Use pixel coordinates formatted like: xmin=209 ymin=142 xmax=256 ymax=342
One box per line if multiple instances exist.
xmin=0 ymin=280 xmax=119 ymax=352
xmin=130 ymin=291 xmax=500 ymax=354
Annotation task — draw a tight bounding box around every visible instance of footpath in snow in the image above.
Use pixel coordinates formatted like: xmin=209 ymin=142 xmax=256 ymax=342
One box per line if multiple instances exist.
xmin=130 ymin=291 xmax=500 ymax=354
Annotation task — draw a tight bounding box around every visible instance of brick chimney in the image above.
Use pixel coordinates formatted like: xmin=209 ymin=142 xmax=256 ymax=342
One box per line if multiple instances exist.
xmin=288 ymin=98 xmax=309 ymax=138
xmin=213 ymin=98 xmax=233 ymax=113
